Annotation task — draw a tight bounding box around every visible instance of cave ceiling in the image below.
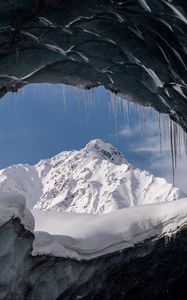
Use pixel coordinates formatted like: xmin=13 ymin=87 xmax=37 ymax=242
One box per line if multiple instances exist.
xmin=0 ymin=0 xmax=186 ymax=130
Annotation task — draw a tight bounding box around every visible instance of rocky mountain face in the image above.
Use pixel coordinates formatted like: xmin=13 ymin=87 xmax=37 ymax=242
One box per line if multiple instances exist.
xmin=0 ymin=139 xmax=184 ymax=213
xmin=1 ymin=215 xmax=187 ymax=300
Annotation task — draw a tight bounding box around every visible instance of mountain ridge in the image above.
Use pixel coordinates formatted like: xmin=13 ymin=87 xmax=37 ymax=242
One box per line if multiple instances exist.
xmin=0 ymin=139 xmax=185 ymax=214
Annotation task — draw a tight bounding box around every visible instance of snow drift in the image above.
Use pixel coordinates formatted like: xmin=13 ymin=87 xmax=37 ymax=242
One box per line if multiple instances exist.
xmin=0 ymin=192 xmax=187 ymax=261
xmin=32 ymin=198 xmax=187 ymax=260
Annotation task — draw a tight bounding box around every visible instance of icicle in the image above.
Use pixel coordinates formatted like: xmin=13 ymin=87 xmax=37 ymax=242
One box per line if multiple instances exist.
xmin=183 ymin=130 xmax=187 ymax=157
xmin=22 ymin=86 xmax=25 ymax=98
xmin=178 ymin=123 xmax=182 ymax=158
xmin=84 ymin=88 xmax=95 ymax=124
xmin=174 ymin=123 xmax=178 ymax=169
xmin=125 ymin=100 xmax=129 ymax=127
xmin=114 ymin=112 xmax=118 ymax=145
xmin=123 ymin=100 xmax=128 ymax=126
xmin=164 ymin=235 xmax=170 ymax=247
xmin=165 ymin=233 xmax=176 ymax=247
xmin=158 ymin=112 xmax=163 ymax=156
xmin=57 ymin=84 xmax=187 ymax=182
xmin=162 ymin=115 xmax=167 ymax=149
xmin=75 ymin=86 xmax=81 ymax=114
xmin=169 ymin=119 xmax=176 ymax=186
xmin=12 ymin=91 xmax=18 ymax=110
xmin=62 ymin=85 xmax=67 ymax=112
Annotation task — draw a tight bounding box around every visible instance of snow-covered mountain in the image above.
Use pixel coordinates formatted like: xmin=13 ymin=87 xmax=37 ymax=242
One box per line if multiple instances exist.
xmin=0 ymin=139 xmax=185 ymax=214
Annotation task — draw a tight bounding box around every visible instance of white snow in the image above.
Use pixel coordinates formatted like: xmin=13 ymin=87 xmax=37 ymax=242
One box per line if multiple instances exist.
xmin=0 ymin=140 xmax=186 ymax=261
xmin=0 ymin=189 xmax=187 ymax=261
xmin=32 ymin=197 xmax=187 ymax=260
xmin=0 ymin=192 xmax=34 ymax=232
xmin=0 ymin=139 xmax=185 ymax=214
xmin=0 ymin=191 xmax=187 ymax=261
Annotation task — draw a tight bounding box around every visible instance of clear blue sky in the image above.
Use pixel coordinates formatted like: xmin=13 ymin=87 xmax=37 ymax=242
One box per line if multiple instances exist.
xmin=0 ymin=83 xmax=186 ymax=192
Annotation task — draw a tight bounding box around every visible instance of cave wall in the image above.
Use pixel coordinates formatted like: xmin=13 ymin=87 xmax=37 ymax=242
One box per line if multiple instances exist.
xmin=1 ymin=217 xmax=187 ymax=300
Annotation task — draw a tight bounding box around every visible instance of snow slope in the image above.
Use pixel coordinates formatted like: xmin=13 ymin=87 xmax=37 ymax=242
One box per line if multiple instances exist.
xmin=0 ymin=139 xmax=185 ymax=214
xmin=33 ymin=197 xmax=187 ymax=260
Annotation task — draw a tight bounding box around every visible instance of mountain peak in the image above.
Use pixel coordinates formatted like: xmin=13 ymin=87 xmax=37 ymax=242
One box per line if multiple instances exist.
xmin=0 ymin=140 xmax=185 ymax=214
xmin=85 ymin=139 xmax=125 ymax=164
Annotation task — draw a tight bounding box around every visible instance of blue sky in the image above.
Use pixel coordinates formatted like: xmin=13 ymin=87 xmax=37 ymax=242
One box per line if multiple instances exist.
xmin=0 ymin=83 xmax=186 ymax=193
